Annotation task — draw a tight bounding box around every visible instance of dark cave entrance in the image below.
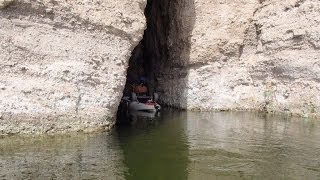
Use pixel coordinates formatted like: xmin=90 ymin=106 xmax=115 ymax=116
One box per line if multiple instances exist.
xmin=124 ymin=0 xmax=170 ymax=97
xmin=116 ymin=0 xmax=171 ymax=122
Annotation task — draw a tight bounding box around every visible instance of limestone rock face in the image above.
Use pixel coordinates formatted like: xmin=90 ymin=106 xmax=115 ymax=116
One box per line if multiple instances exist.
xmin=0 ymin=0 xmax=13 ymax=9
xmin=1 ymin=0 xmax=319 ymax=134
xmin=161 ymin=0 xmax=320 ymax=117
xmin=0 ymin=0 xmax=146 ymax=134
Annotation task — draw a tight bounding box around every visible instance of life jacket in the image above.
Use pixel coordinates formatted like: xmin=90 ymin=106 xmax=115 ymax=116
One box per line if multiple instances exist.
xmin=134 ymin=84 xmax=148 ymax=94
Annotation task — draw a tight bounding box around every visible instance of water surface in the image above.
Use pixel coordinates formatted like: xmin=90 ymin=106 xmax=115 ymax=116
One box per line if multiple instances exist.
xmin=1 ymin=110 xmax=319 ymax=179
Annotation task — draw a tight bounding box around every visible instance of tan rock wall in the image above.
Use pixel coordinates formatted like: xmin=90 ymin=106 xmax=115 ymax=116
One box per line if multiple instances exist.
xmin=162 ymin=0 xmax=320 ymax=117
xmin=0 ymin=0 xmax=146 ymax=134
xmin=250 ymin=0 xmax=320 ymax=116
xmin=1 ymin=0 xmax=319 ymax=134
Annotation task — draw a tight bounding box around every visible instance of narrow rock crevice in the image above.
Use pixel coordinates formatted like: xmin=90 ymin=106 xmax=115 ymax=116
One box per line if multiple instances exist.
xmin=120 ymin=0 xmax=171 ymax=99
xmin=116 ymin=0 xmax=174 ymax=122
xmin=117 ymin=0 xmax=196 ymax=117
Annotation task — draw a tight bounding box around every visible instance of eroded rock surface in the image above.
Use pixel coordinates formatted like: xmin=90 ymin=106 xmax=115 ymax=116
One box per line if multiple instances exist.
xmin=1 ymin=0 xmax=319 ymax=135
xmin=0 ymin=0 xmax=13 ymax=9
xmin=160 ymin=0 xmax=320 ymax=117
xmin=0 ymin=0 xmax=146 ymax=134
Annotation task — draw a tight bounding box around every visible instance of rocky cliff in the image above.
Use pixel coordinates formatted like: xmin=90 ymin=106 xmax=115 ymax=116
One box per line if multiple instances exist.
xmin=1 ymin=0 xmax=319 ymax=134
xmin=160 ymin=0 xmax=320 ymax=117
xmin=0 ymin=0 xmax=146 ymax=134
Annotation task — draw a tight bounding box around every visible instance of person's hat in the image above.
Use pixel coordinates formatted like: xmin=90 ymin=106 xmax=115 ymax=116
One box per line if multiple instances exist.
xmin=139 ymin=76 xmax=146 ymax=83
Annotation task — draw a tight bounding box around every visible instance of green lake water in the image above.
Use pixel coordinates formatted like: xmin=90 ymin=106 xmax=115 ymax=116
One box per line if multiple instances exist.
xmin=1 ymin=110 xmax=320 ymax=179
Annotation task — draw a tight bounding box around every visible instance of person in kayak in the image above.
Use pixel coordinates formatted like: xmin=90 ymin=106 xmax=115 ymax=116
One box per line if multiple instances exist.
xmin=133 ymin=76 xmax=148 ymax=94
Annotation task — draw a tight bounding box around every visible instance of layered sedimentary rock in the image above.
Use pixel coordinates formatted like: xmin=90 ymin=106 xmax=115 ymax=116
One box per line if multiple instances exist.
xmin=1 ymin=0 xmax=319 ymax=135
xmin=160 ymin=0 xmax=320 ymax=117
xmin=0 ymin=0 xmax=146 ymax=134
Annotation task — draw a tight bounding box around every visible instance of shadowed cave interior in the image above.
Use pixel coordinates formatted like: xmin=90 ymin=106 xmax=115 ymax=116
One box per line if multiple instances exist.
xmin=116 ymin=0 xmax=171 ymax=121
xmin=124 ymin=0 xmax=170 ymax=97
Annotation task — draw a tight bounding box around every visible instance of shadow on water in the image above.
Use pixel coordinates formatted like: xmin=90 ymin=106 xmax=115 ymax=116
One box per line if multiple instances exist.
xmin=115 ymin=111 xmax=320 ymax=179
xmin=115 ymin=109 xmax=189 ymax=180
xmin=0 ymin=111 xmax=320 ymax=179
xmin=115 ymin=0 xmax=196 ymax=177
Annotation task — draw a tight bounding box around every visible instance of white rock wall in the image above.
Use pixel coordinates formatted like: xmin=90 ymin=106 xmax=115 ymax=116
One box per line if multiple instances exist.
xmin=1 ymin=0 xmax=319 ymax=135
xmin=162 ymin=0 xmax=320 ymax=117
xmin=0 ymin=0 xmax=146 ymax=134
xmin=250 ymin=0 xmax=320 ymax=116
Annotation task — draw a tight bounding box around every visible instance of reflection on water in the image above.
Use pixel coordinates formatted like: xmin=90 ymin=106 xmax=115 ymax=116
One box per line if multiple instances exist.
xmin=0 ymin=133 xmax=126 ymax=179
xmin=0 ymin=110 xmax=320 ymax=179
xmin=186 ymin=112 xmax=320 ymax=179
xmin=116 ymin=110 xmax=189 ymax=180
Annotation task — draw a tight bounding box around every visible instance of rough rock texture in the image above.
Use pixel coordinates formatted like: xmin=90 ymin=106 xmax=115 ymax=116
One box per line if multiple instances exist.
xmin=0 ymin=0 xmax=13 ymax=9
xmin=0 ymin=0 xmax=146 ymax=134
xmin=122 ymin=0 xmax=170 ymax=96
xmin=1 ymin=0 xmax=319 ymax=135
xmin=160 ymin=0 xmax=320 ymax=117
